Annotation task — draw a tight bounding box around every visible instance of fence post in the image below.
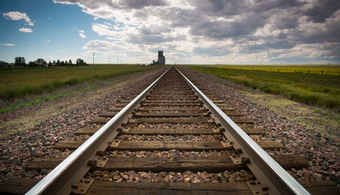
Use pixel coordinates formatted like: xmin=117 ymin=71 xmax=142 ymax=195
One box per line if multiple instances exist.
xmin=308 ymin=70 xmax=310 ymax=74
xmin=278 ymin=69 xmax=279 ymax=72
xmin=321 ymin=70 xmax=323 ymax=75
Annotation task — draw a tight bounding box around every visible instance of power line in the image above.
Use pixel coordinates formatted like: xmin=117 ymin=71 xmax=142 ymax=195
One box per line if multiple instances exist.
xmin=93 ymin=53 xmax=95 ymax=65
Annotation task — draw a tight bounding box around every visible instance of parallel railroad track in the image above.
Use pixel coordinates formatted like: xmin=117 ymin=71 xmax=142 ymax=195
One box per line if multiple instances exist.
xmin=2 ymin=66 xmax=339 ymax=194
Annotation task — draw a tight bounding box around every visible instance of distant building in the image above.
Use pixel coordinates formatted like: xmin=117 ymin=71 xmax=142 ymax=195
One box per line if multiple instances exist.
xmin=150 ymin=51 xmax=165 ymax=65
xmin=0 ymin=61 xmax=9 ymax=68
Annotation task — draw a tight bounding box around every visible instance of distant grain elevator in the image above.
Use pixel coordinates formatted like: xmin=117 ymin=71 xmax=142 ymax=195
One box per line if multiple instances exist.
xmin=151 ymin=51 xmax=165 ymax=65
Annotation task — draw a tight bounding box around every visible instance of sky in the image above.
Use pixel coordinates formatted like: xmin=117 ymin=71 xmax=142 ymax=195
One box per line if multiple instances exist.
xmin=0 ymin=0 xmax=340 ymax=65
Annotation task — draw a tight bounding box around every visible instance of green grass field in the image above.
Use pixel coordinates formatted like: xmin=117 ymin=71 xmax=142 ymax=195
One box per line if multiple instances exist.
xmin=0 ymin=65 xmax=159 ymax=100
xmin=183 ymin=65 xmax=340 ymax=111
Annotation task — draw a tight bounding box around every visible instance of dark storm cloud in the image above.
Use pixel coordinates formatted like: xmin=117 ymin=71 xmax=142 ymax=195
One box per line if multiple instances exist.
xmin=188 ymin=9 xmax=271 ymax=40
xmin=267 ymin=8 xmax=301 ymax=30
xmin=126 ymin=33 xmax=186 ymax=45
xmin=125 ymin=23 xmax=185 ymax=45
xmin=139 ymin=24 xmax=172 ymax=35
xmin=305 ymin=0 xmax=340 ymax=23
xmin=161 ymin=1 xmax=300 ymax=42
xmin=193 ymin=46 xmax=229 ymax=56
xmin=114 ymin=0 xmax=167 ymax=9
xmin=289 ymin=13 xmax=340 ymax=45
xmin=183 ymin=0 xmax=340 ymax=57
xmin=189 ymin=19 xmax=260 ymax=39
xmin=154 ymin=7 xmax=206 ymax=28
xmin=242 ymin=40 xmax=296 ymax=53
xmin=189 ymin=0 xmax=304 ymax=16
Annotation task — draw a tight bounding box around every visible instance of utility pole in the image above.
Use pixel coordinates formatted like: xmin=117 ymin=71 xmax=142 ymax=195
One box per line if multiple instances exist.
xmin=92 ymin=53 xmax=95 ymax=65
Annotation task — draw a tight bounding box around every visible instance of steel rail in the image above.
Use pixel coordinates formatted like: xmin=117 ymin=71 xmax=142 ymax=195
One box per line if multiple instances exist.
xmin=26 ymin=67 xmax=170 ymax=195
xmin=175 ymin=66 xmax=310 ymax=195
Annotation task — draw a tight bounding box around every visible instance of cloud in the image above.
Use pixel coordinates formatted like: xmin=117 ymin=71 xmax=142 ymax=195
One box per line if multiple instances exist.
xmin=1 ymin=43 xmax=15 ymax=46
xmin=75 ymin=29 xmax=86 ymax=38
xmin=3 ymin=11 xmax=34 ymax=26
xmin=79 ymin=33 xmax=86 ymax=38
xmin=19 ymin=27 xmax=33 ymax=33
xmin=55 ymin=0 xmax=340 ymax=63
xmin=44 ymin=40 xmax=51 ymax=43
xmin=304 ymin=0 xmax=340 ymax=23
xmin=54 ymin=0 xmax=167 ymax=10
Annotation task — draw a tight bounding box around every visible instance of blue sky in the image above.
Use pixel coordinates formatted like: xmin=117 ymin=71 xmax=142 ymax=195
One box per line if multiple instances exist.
xmin=1 ymin=0 xmax=340 ymax=64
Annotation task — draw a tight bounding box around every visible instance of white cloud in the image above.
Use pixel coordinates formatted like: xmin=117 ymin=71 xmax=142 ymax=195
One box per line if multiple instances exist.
xmin=79 ymin=33 xmax=87 ymax=38
xmin=3 ymin=11 xmax=34 ymax=26
xmin=44 ymin=40 xmax=51 ymax=43
xmin=1 ymin=43 xmax=15 ymax=46
xmin=19 ymin=27 xmax=33 ymax=33
xmin=75 ymin=29 xmax=86 ymax=38
xmin=92 ymin=23 xmax=125 ymax=40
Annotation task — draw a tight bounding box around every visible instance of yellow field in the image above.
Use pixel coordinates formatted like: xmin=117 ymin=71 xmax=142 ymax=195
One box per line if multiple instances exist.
xmin=220 ymin=65 xmax=340 ymax=76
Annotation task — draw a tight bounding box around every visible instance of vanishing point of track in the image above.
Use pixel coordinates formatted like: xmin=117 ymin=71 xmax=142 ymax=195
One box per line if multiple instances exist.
xmin=25 ymin=66 xmax=311 ymax=195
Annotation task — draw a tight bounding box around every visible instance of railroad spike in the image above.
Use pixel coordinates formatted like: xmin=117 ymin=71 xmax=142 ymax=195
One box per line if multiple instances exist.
xmin=116 ymin=127 xmax=123 ymax=132
xmin=241 ymin=157 xmax=251 ymax=165
xmin=234 ymin=148 xmax=243 ymax=155
xmin=96 ymin=150 xmax=105 ymax=157
xmin=87 ymin=159 xmax=97 ymax=169
xmin=72 ymin=184 xmax=78 ymax=189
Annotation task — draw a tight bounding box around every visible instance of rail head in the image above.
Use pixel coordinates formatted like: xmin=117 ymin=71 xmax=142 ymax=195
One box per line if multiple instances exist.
xmin=175 ymin=66 xmax=310 ymax=195
xmin=26 ymin=67 xmax=171 ymax=195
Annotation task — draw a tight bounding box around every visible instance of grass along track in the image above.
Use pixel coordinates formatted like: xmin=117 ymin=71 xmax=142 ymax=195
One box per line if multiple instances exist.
xmin=0 ymin=65 xmax=159 ymax=100
xmin=183 ymin=65 xmax=340 ymax=111
xmin=0 ymin=65 xmax=160 ymax=114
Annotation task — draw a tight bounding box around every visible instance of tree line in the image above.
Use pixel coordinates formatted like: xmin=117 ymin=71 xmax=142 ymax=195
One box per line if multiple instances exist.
xmin=14 ymin=57 xmax=87 ymax=67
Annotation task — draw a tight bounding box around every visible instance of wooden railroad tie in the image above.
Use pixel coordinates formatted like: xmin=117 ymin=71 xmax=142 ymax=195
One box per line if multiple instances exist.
xmin=54 ymin=140 xmax=285 ymax=151
xmin=26 ymin=155 xmax=308 ymax=172
xmin=89 ymin=117 xmax=253 ymax=124
xmin=75 ymin=127 xmax=265 ymax=136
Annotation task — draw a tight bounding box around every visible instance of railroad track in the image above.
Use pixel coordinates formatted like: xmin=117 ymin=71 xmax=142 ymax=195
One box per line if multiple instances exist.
xmin=2 ymin=66 xmax=339 ymax=194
